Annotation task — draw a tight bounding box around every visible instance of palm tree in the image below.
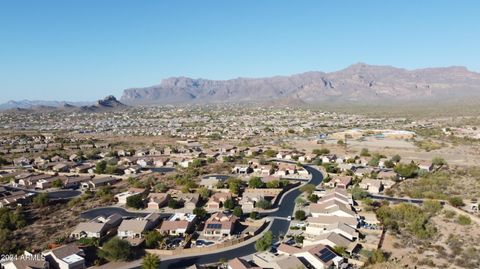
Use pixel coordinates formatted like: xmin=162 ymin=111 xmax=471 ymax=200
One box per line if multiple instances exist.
xmin=141 ymin=253 xmax=160 ymax=269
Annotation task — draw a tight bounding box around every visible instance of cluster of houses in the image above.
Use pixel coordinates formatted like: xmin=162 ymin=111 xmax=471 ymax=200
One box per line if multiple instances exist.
xmin=0 ymin=186 xmax=35 ymax=208
xmin=2 ymin=106 xmax=403 ymax=139
xmin=305 ymin=188 xmax=360 ymax=253
xmin=1 ymin=171 xmax=119 ymax=191
xmin=232 ymin=160 xmax=310 ymax=178
xmin=223 ymin=243 xmax=345 ymax=269
xmin=71 ymin=209 xmax=241 ymax=247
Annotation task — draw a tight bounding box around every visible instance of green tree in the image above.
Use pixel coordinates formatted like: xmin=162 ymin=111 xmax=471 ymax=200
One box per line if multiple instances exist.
xmin=141 ymin=253 xmax=160 ymax=269
xmin=312 ymin=148 xmax=330 ymax=155
xmin=168 ymin=199 xmax=182 ymax=209
xmin=295 ymin=210 xmax=306 ymax=221
xmin=198 ymin=187 xmax=211 ymax=199
xmin=383 ymin=160 xmax=395 ymax=168
xmin=308 ymin=194 xmax=319 ymax=203
xmin=299 ymin=184 xmax=316 ymax=194
xmin=249 ymin=211 xmax=258 ymax=220
xmin=193 ymin=207 xmax=207 ymax=219
xmin=95 ymin=160 xmax=107 ymax=174
xmin=227 ymin=178 xmax=243 ymax=195
xmin=295 ymin=235 xmax=304 ymax=244
xmin=154 ymin=182 xmax=169 ymax=193
xmin=249 ymin=177 xmax=265 ymax=188
xmin=295 ymin=197 xmax=307 ymax=206
xmin=264 ymin=149 xmax=278 ymax=158
xmin=422 ymin=199 xmax=442 ymax=215
xmin=391 ymin=154 xmax=401 ymax=163
xmin=266 ymin=180 xmax=280 ymax=188
xmin=223 ymin=198 xmax=235 ymax=210
xmin=360 ymin=148 xmax=370 ymax=157
xmin=0 ymin=229 xmax=14 ymax=253
xmin=52 ymin=179 xmax=63 ymax=188
xmin=33 ymin=192 xmax=49 ymax=207
xmin=368 ymin=157 xmax=380 ymax=167
xmin=394 ymin=163 xmax=418 ymax=178
xmin=448 ymin=196 xmax=464 ymax=207
xmin=256 ymin=198 xmax=272 ymax=209
xmin=105 ymin=164 xmax=118 ymax=175
xmin=351 ymin=185 xmax=369 ymax=200
xmin=457 ymin=215 xmax=472 ymax=225
xmin=191 ymin=159 xmax=205 ymax=168
xmin=126 ymin=194 xmax=144 ymax=209
xmin=376 ymin=203 xmax=436 ymax=239
xmin=145 ymin=230 xmax=164 ymax=248
xmin=233 ymin=206 xmax=243 ymax=217
xmin=99 ymin=237 xmax=133 ymax=261
xmin=368 ymin=249 xmax=386 ymax=264
xmin=255 ymin=231 xmax=273 ymax=251
xmin=432 ymin=156 xmax=447 ymax=167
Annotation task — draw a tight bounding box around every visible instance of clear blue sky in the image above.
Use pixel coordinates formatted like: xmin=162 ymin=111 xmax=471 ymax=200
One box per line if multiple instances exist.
xmin=0 ymin=0 xmax=479 ymax=102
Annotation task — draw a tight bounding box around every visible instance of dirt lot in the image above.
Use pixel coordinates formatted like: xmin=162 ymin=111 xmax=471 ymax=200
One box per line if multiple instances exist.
xmin=378 ymin=210 xmax=480 ymax=269
xmin=292 ymin=137 xmax=480 ymax=166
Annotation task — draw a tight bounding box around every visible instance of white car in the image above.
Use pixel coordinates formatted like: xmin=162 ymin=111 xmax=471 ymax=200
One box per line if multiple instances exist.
xmin=287 ymin=216 xmax=292 ymax=221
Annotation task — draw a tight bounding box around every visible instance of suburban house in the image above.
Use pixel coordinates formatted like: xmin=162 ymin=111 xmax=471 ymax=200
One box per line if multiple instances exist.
xmin=239 ymin=192 xmax=264 ymax=212
xmin=305 ymin=222 xmax=359 ymax=241
xmin=176 ymin=193 xmax=200 ymax=210
xmin=158 ymin=213 xmax=197 ymax=236
xmin=358 ymin=179 xmax=383 ymax=194
xmin=0 ymin=189 xmax=35 ymax=208
xmin=42 ymin=244 xmax=85 ymax=269
xmin=321 ymin=155 xmax=337 ymax=164
xmin=303 ymin=232 xmax=353 ymax=249
xmin=206 ymin=192 xmax=232 ymax=211
xmin=70 ymin=222 xmax=108 ymax=239
xmin=200 ymin=176 xmax=221 ymax=189
xmin=232 ymin=165 xmax=253 ymax=174
xmin=114 ymin=188 xmax=145 ymax=205
xmin=317 ymin=189 xmax=353 ymax=206
xmin=227 ymin=257 xmax=262 ymax=269
xmin=81 ymin=177 xmax=117 ymax=190
xmin=309 ymin=200 xmax=357 ymax=219
xmin=203 ymin=212 xmax=238 ymax=238
xmin=251 ymin=252 xmax=305 ymax=269
xmin=70 ymin=214 xmax=122 ymax=239
xmin=147 ymin=193 xmax=170 ymax=209
xmin=117 ymin=213 xmax=161 ymax=239
xmin=62 ymin=176 xmax=91 ymax=189
xmin=124 ymin=166 xmax=141 ymax=175
xmin=376 ymin=170 xmax=397 ymax=180
xmin=306 ymin=216 xmax=358 ymax=230
xmin=298 ymin=154 xmax=315 ymax=163
xmin=325 ymin=175 xmax=352 ymax=189
xmin=277 ymin=243 xmax=344 ymax=269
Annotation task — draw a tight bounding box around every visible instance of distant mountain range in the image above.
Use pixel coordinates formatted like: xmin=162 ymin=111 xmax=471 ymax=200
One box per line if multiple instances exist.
xmin=3 ymin=63 xmax=480 ymax=110
xmin=0 ymin=100 xmax=93 ymax=110
xmin=120 ymin=63 xmax=480 ymax=105
xmin=0 ymin=96 xmax=127 ymax=112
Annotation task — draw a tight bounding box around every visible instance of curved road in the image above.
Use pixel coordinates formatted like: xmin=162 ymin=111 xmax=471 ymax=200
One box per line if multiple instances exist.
xmin=160 ymin=164 xmax=323 ymax=269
